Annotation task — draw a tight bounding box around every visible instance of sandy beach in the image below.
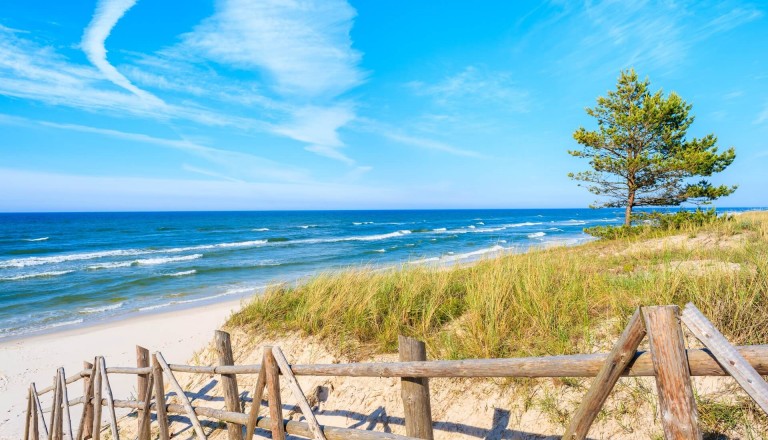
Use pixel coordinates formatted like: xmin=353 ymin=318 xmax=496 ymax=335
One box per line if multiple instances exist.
xmin=0 ymin=298 xmax=244 ymax=439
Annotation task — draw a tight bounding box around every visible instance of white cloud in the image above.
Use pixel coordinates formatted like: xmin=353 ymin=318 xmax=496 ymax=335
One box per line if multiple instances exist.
xmin=409 ymin=66 xmax=530 ymax=113
xmin=177 ymin=0 xmax=365 ymax=99
xmin=81 ymin=0 xmax=161 ymax=104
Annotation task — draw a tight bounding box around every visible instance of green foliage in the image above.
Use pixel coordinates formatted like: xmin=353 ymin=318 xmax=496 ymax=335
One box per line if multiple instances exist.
xmin=569 ymin=69 xmax=736 ymax=225
xmin=584 ymin=209 xmax=732 ymax=239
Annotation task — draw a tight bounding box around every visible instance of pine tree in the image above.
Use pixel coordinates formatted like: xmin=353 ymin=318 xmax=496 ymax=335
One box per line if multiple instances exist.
xmin=569 ymin=69 xmax=736 ymax=226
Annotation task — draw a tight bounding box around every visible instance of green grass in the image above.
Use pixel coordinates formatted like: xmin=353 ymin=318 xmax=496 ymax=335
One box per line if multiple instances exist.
xmin=228 ymin=211 xmax=768 ymax=360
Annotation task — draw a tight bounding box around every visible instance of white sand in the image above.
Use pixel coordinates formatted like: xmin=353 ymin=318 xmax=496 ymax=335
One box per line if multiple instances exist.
xmin=0 ymin=299 xmax=243 ymax=439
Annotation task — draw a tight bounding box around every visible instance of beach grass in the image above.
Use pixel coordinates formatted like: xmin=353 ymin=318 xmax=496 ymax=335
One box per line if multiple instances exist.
xmin=228 ymin=211 xmax=768 ymax=360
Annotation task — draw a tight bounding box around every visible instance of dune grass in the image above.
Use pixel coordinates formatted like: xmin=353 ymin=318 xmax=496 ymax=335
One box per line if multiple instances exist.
xmin=228 ymin=211 xmax=768 ymax=360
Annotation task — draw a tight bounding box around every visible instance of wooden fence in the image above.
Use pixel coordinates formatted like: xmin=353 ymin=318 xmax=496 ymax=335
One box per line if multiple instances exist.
xmin=23 ymin=303 xmax=768 ymax=440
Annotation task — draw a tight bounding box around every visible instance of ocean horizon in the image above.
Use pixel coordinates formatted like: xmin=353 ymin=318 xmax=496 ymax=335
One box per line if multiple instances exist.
xmin=1 ymin=207 xmax=758 ymax=340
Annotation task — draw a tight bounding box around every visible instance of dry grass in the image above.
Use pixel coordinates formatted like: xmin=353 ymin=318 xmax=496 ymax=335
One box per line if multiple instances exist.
xmin=228 ymin=211 xmax=768 ymax=362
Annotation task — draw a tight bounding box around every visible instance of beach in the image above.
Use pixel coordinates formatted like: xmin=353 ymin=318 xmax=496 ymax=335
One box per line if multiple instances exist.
xmin=0 ymin=298 xmax=242 ymax=439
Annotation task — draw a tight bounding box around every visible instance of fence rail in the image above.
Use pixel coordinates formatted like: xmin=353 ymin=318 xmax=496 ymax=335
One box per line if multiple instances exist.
xmin=24 ymin=304 xmax=768 ymax=440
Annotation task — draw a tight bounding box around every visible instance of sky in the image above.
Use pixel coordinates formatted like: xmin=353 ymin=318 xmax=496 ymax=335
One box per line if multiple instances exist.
xmin=1 ymin=0 xmax=767 ymax=212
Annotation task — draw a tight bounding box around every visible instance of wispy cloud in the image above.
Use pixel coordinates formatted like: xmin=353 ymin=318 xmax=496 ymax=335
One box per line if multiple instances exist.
xmin=177 ymin=0 xmax=365 ymax=99
xmin=81 ymin=0 xmax=160 ymax=103
xmin=409 ymin=66 xmax=530 ymax=113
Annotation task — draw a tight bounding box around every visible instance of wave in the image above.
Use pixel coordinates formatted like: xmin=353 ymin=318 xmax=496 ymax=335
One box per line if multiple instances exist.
xmin=138 ymin=285 xmax=272 ymax=312
xmin=87 ymin=254 xmax=203 ymax=270
xmin=0 ymin=270 xmax=74 ymax=281
xmin=0 ymin=239 xmax=266 ymax=269
xmin=477 ymin=222 xmax=485 ymax=225
xmin=410 ymin=245 xmax=507 ymax=265
xmin=252 ymin=228 xmax=270 ymax=232
xmin=433 ymin=228 xmax=447 ymax=232
xmin=23 ymin=237 xmax=49 ymax=242
xmin=165 ymin=269 xmax=197 ymax=277
xmin=527 ymin=232 xmax=546 ymax=238
xmin=374 ymin=249 xmax=386 ymax=253
xmin=506 ymin=222 xmax=543 ymax=228
xmin=79 ymin=302 xmax=124 ymax=314
xmin=352 ymin=221 xmax=374 ymax=225
xmin=299 ymin=225 xmax=319 ymax=229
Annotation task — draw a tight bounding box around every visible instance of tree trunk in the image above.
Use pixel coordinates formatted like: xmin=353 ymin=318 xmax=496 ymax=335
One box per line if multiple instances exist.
xmin=624 ymin=191 xmax=636 ymax=226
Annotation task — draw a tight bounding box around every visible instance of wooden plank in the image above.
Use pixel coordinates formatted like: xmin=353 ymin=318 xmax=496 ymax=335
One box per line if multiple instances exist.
xmin=398 ymin=336 xmax=433 ymax=440
xmin=136 ymin=346 xmax=150 ymax=440
xmin=98 ymin=358 xmax=120 ymax=440
xmin=76 ymin=362 xmax=97 ymax=440
xmin=244 ymin=362 xmax=266 ymax=439
xmin=264 ymin=347 xmax=286 ymax=440
xmin=106 ymin=398 xmax=418 ymax=440
xmin=30 ymin=386 xmax=40 ymax=440
xmin=37 ymin=374 xmax=86 ymax=396
xmin=564 ymin=308 xmax=646 ymax=440
xmin=80 ymin=361 xmax=94 ymax=440
xmin=271 ymin=346 xmax=327 ymax=440
xmin=643 ymin=306 xmax=702 ymax=440
xmin=49 ymin=373 xmax=61 ymax=440
xmin=681 ymin=303 xmax=768 ymax=414
xmin=215 ymin=330 xmax=244 ymax=440
xmin=31 ymin=383 xmax=49 ymax=439
xmin=138 ymin=372 xmax=154 ymax=437
xmin=58 ymin=368 xmax=74 ymax=440
xmin=169 ymin=344 xmax=768 ymax=378
xmin=91 ymin=358 xmax=102 ymax=440
xmin=24 ymin=386 xmax=32 ymax=440
xmin=155 ymin=351 xmax=208 ymax=439
xmin=151 ymin=354 xmax=170 ymax=440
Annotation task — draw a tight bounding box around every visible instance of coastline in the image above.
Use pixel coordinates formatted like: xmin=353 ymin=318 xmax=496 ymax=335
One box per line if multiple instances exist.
xmin=0 ymin=297 xmax=244 ymax=439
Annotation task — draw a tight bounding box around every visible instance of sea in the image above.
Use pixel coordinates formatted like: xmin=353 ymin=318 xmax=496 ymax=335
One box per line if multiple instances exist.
xmin=0 ymin=208 xmax=757 ymax=340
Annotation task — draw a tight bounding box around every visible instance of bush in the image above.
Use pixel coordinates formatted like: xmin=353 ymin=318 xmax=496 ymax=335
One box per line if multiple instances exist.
xmin=585 ymin=209 xmax=732 ymax=239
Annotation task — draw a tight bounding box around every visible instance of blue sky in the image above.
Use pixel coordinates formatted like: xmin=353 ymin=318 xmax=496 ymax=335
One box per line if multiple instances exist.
xmin=1 ymin=0 xmax=766 ymax=211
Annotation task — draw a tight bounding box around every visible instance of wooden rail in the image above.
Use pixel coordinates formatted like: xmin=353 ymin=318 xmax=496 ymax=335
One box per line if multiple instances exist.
xmin=23 ymin=304 xmax=768 ymax=440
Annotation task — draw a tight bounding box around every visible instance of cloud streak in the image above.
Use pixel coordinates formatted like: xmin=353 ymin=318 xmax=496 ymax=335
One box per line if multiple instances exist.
xmin=81 ymin=0 xmax=160 ymax=103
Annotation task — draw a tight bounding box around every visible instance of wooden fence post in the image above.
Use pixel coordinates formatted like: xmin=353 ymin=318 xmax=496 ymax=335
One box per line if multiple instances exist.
xmin=31 ymin=383 xmax=48 ymax=439
xmin=151 ymin=354 xmax=170 ymax=440
xmin=398 ymin=336 xmax=434 ymax=440
xmin=82 ymin=361 xmax=94 ymax=439
xmin=643 ymin=306 xmax=702 ymax=440
xmin=155 ymin=352 xmax=208 ymax=439
xmin=136 ymin=346 xmax=150 ymax=440
xmin=58 ymin=368 xmax=74 ymax=440
xmin=215 ymin=330 xmax=243 ymax=440
xmin=91 ymin=357 xmax=103 ymax=440
xmin=264 ymin=347 xmax=286 ymax=440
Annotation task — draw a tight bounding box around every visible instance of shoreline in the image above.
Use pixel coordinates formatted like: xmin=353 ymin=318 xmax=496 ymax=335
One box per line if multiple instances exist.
xmin=0 ymin=297 xmax=245 ymax=439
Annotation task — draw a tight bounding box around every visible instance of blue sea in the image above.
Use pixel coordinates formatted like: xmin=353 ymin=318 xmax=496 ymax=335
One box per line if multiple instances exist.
xmin=0 ymin=208 xmax=755 ymax=339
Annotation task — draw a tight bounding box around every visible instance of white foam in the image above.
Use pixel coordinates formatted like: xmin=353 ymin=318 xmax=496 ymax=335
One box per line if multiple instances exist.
xmin=433 ymin=228 xmax=447 ymax=232
xmin=252 ymin=228 xmax=270 ymax=232
xmin=352 ymin=221 xmax=374 ymax=225
xmin=138 ymin=285 xmax=273 ymax=312
xmin=299 ymin=225 xmax=319 ymax=229
xmin=527 ymin=232 xmax=546 ymax=238
xmin=0 ymin=270 xmax=74 ymax=281
xmin=374 ymin=249 xmax=386 ymax=253
xmin=505 ymin=222 xmax=543 ymax=228
xmin=410 ymin=245 xmax=507 ymax=265
xmin=468 ymin=225 xmax=476 ymax=229
xmin=87 ymin=254 xmax=202 ymax=270
xmin=80 ymin=302 xmax=124 ymax=314
xmin=477 ymin=222 xmax=485 ymax=225
xmin=23 ymin=237 xmax=49 ymax=242
xmin=0 ymin=239 xmax=266 ymax=269
xmin=165 ymin=269 xmax=197 ymax=277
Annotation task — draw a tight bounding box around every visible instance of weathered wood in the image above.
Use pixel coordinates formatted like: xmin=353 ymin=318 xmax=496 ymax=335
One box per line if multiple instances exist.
xmin=398 ymin=336 xmax=433 ymax=440
xmin=136 ymin=346 xmax=150 ymax=440
xmin=98 ymin=358 xmax=120 ymax=440
xmin=24 ymin=387 xmax=32 ymax=440
xmin=91 ymin=358 xmax=102 ymax=440
xmin=155 ymin=351 xmax=208 ymax=439
xmin=215 ymin=330 xmax=244 ymax=440
xmin=49 ymin=373 xmax=61 ymax=440
xmin=138 ymin=372 xmax=154 ymax=437
xmin=264 ymin=347 xmax=286 ymax=440
xmin=76 ymin=362 xmax=97 ymax=440
xmin=564 ymin=308 xmax=646 ymax=440
xmin=107 ymin=398 xmax=418 ymax=440
xmin=170 ymin=344 xmax=768 ymax=378
xmin=643 ymin=306 xmax=702 ymax=440
xmin=151 ymin=354 xmax=170 ymax=440
xmin=30 ymin=386 xmax=40 ymax=440
xmin=80 ymin=361 xmax=94 ymax=440
xmin=272 ymin=346 xmax=327 ymax=440
xmin=244 ymin=360 xmax=267 ymax=439
xmin=58 ymin=368 xmax=74 ymax=440
xmin=37 ymin=373 xmax=85 ymax=396
xmin=31 ymin=383 xmax=49 ymax=439
xmin=681 ymin=303 xmax=768 ymax=415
